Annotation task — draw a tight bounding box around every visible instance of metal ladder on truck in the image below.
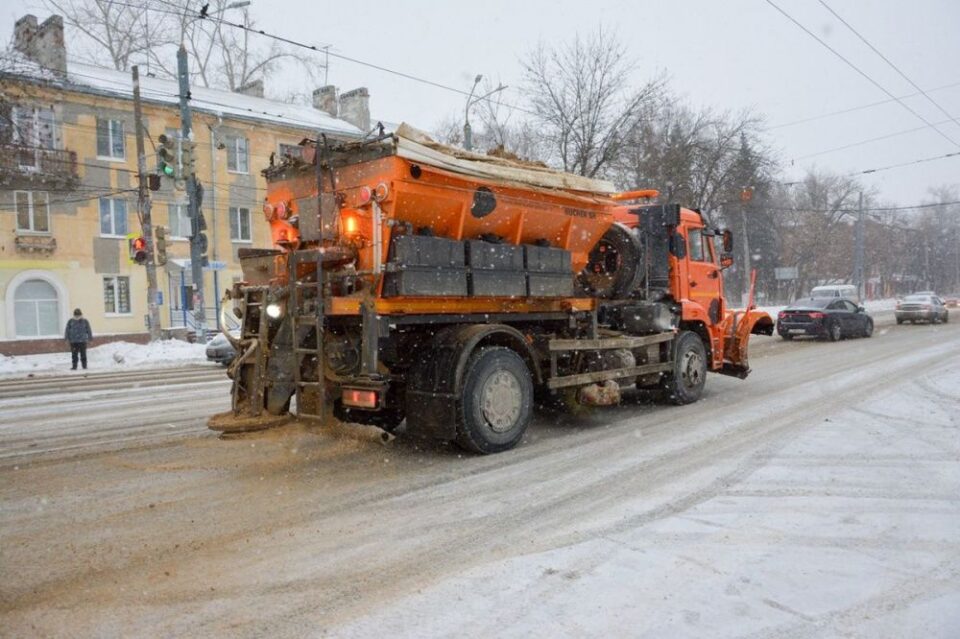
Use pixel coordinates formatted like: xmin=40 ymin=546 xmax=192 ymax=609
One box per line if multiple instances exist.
xmin=287 ymin=250 xmax=325 ymax=421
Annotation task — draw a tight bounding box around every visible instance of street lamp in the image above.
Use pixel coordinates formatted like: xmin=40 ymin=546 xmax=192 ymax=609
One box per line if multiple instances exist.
xmin=463 ymin=75 xmax=507 ymax=152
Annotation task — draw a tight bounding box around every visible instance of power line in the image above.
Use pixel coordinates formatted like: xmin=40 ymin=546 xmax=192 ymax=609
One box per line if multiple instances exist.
xmin=767 ymin=199 xmax=960 ymax=214
xmin=764 ymin=0 xmax=960 ymax=150
xmin=848 ymin=150 xmax=960 ymax=177
xmin=791 ymin=117 xmax=955 ymax=162
xmin=817 ymin=0 xmax=960 ymax=133
xmin=768 ymin=79 xmax=960 ymax=131
xmin=195 ymin=13 xmax=540 ymax=119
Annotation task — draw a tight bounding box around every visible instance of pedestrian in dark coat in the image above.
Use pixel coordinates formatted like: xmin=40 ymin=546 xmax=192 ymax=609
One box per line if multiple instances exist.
xmin=64 ymin=308 xmax=93 ymax=370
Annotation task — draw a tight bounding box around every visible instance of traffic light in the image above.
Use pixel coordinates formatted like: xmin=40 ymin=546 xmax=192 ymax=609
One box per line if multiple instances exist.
xmin=181 ymin=139 xmax=196 ymax=175
xmin=158 ymin=133 xmax=178 ymax=179
xmin=155 ymin=225 xmax=168 ymax=266
xmin=128 ymin=235 xmax=148 ymax=265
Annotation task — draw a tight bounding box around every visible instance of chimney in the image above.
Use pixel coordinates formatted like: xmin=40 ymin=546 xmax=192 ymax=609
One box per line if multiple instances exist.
xmin=236 ymin=79 xmax=264 ymax=98
xmin=14 ymin=14 xmax=66 ymax=77
xmin=339 ymin=87 xmax=370 ymax=132
xmin=312 ymin=85 xmax=338 ymax=117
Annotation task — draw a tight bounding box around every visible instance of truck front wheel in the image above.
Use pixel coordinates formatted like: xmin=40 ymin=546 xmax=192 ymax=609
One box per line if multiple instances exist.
xmin=663 ymin=331 xmax=707 ymax=405
xmin=456 ymin=347 xmax=533 ymax=454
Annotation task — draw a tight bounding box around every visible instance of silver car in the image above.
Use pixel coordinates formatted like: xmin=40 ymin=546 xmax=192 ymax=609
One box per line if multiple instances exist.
xmin=895 ymin=294 xmax=949 ymax=324
xmin=206 ymin=331 xmax=238 ymax=365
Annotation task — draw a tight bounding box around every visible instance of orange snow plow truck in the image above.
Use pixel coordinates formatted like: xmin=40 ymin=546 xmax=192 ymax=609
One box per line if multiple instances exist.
xmin=208 ymin=124 xmax=773 ymax=453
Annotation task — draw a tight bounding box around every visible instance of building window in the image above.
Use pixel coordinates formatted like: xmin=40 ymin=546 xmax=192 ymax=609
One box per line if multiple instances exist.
xmin=278 ymin=142 xmax=303 ymax=160
xmin=15 ymin=191 xmax=50 ymax=233
xmin=12 ymin=105 xmax=56 ymax=168
xmin=103 ymin=276 xmax=131 ymax=314
xmin=168 ymin=203 xmax=191 ymax=239
xmin=14 ymin=278 xmax=60 ymax=337
xmin=99 ymin=197 xmax=128 ymax=237
xmin=96 ymin=117 xmax=125 ymax=159
xmin=229 ymin=206 xmax=251 ymax=242
xmin=226 ymin=135 xmax=248 ymax=173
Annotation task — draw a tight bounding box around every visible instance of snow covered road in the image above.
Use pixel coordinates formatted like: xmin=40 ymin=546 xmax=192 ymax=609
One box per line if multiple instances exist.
xmin=1 ymin=320 xmax=958 ymax=637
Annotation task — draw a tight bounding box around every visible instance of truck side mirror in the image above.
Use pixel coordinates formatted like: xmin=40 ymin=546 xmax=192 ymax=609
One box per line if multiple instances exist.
xmin=720 ymin=254 xmax=734 ymax=269
xmin=721 ymin=229 xmax=734 ymax=253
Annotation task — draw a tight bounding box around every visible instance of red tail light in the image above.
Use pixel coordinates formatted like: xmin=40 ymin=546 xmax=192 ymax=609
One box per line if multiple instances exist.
xmin=357 ymin=186 xmax=372 ymax=204
xmin=808 ymin=312 xmax=824 ymax=319
xmin=778 ymin=311 xmax=786 ymax=319
xmin=342 ymin=389 xmax=378 ymax=409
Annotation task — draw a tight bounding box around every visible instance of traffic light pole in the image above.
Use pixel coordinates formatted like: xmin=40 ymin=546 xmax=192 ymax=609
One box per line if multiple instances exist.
xmin=132 ymin=65 xmax=162 ymax=342
xmin=177 ymin=45 xmax=207 ymax=341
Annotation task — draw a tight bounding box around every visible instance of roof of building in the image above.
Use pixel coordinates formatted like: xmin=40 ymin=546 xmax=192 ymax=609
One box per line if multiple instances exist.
xmin=0 ymin=49 xmax=363 ymax=137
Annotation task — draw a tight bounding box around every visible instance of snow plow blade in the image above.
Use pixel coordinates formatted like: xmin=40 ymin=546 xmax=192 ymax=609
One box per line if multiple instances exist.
xmin=719 ymin=308 xmax=774 ymax=378
xmin=207 ymin=411 xmax=294 ymax=434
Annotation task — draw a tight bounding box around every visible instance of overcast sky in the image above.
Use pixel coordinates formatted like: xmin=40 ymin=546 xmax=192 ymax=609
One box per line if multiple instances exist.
xmin=5 ymin=0 xmax=960 ymax=205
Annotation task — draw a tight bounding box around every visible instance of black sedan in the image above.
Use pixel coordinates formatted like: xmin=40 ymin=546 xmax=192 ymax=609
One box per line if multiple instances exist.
xmin=776 ymin=297 xmax=873 ymax=341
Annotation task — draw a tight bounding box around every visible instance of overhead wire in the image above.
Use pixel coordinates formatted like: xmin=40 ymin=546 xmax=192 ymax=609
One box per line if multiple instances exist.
xmin=768 ymin=79 xmax=960 ymax=131
xmin=817 ymin=0 xmax=960 ymax=132
xmin=764 ymin=0 xmax=960 ymax=149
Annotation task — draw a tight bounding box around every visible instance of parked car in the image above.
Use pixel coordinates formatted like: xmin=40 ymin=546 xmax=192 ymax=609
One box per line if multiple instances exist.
xmin=809 ymin=284 xmax=860 ymax=302
xmin=895 ymin=294 xmax=949 ymax=324
xmin=777 ymin=297 xmax=873 ymax=341
xmin=206 ymin=331 xmax=238 ymax=366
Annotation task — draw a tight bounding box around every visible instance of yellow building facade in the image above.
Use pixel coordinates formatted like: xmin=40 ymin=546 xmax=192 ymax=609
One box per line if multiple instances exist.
xmin=1 ymin=14 xmax=368 ymax=353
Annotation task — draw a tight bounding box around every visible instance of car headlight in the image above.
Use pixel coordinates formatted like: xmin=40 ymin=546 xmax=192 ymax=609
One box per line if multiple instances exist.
xmin=265 ymin=303 xmax=283 ymax=319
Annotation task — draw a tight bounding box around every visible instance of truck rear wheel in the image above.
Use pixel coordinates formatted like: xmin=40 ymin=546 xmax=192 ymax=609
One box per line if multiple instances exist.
xmin=455 ymin=347 xmax=533 ymax=454
xmin=662 ymin=331 xmax=707 ymax=405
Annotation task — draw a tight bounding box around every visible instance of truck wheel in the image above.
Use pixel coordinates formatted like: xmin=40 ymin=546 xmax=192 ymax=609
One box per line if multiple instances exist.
xmin=663 ymin=331 xmax=707 ymax=405
xmin=456 ymin=347 xmax=533 ymax=454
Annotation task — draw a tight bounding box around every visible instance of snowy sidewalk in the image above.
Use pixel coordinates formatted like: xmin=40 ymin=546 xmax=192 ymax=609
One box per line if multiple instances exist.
xmin=0 ymin=339 xmax=213 ymax=379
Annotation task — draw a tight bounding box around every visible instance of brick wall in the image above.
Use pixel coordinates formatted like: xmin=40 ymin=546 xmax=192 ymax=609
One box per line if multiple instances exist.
xmin=0 ymin=333 xmax=150 ymax=356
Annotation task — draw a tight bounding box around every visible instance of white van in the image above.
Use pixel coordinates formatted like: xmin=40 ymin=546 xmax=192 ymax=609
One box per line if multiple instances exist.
xmin=810 ymin=284 xmax=860 ymax=302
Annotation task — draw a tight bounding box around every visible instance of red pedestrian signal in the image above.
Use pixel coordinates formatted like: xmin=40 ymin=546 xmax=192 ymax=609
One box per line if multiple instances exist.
xmin=128 ymin=235 xmax=148 ymax=265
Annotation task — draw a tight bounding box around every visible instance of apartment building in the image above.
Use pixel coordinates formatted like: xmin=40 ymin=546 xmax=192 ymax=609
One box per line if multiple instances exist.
xmin=0 ymin=14 xmax=371 ymax=354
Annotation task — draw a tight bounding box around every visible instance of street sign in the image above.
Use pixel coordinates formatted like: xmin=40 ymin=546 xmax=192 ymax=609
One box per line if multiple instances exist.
xmin=179 ymin=259 xmax=227 ymax=271
xmin=775 ymin=267 xmax=799 ymax=280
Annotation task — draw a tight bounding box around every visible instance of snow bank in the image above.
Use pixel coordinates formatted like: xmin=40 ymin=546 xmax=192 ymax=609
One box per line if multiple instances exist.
xmin=0 ymin=339 xmax=210 ymax=379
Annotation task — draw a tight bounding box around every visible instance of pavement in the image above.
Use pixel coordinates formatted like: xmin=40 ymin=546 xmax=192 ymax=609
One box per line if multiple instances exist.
xmin=1 ymin=313 xmax=958 ymax=637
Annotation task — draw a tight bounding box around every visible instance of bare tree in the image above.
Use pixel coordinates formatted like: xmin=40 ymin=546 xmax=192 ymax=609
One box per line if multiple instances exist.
xmin=42 ymin=0 xmax=158 ymax=71
xmin=41 ymin=0 xmax=308 ymax=92
xmin=521 ymin=29 xmax=664 ymax=178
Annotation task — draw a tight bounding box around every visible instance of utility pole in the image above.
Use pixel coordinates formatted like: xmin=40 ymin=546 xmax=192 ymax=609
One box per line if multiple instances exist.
xmin=177 ymin=45 xmax=207 ymax=341
xmin=132 ymin=65 xmax=162 ymax=341
xmin=853 ymin=191 xmax=865 ymax=299
xmin=739 ymin=187 xmax=753 ymax=307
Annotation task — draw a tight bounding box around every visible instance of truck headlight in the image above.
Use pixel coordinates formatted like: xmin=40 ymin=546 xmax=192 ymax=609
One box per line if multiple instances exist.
xmin=265 ymin=303 xmax=283 ymax=319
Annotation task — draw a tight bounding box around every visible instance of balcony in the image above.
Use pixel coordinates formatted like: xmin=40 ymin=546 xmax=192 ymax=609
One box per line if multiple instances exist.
xmin=0 ymin=144 xmax=80 ymax=190
xmin=14 ymin=234 xmax=57 ymax=255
